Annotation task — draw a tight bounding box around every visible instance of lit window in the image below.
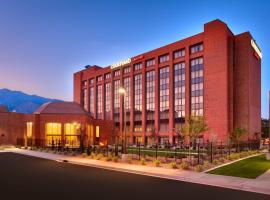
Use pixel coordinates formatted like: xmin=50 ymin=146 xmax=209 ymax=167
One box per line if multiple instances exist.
xmin=26 ymin=122 xmax=33 ymax=138
xmin=97 ymin=85 xmax=103 ymax=119
xmin=96 ymin=126 xmax=100 ymax=138
xmin=89 ymin=87 xmax=94 ymax=116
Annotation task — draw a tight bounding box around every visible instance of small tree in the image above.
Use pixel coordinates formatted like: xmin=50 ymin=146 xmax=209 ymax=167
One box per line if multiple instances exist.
xmin=231 ymin=127 xmax=247 ymax=152
xmin=181 ymin=116 xmax=208 ymax=160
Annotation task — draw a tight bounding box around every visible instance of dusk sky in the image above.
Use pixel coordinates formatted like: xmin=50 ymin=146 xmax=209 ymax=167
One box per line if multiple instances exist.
xmin=0 ymin=0 xmax=269 ymax=118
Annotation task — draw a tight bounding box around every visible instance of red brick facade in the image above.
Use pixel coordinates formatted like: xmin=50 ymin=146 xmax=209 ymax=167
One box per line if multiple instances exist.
xmin=74 ymin=19 xmax=261 ymax=144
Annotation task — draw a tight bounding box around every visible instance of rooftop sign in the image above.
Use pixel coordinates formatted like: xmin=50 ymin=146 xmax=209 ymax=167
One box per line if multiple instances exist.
xmin=111 ymin=58 xmax=131 ymax=69
xmin=251 ymin=39 xmax=262 ymax=59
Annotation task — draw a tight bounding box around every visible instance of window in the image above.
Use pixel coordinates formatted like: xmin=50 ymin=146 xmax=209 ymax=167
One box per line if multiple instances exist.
xmin=105 ymin=83 xmax=111 ymax=120
xmin=26 ymin=122 xmax=33 ymax=138
xmin=174 ymin=62 xmax=185 ymax=128
xmin=134 ymin=74 xmax=142 ymax=132
xmin=82 ymin=80 xmax=87 ymax=87
xmin=82 ymin=89 xmax=87 ymax=111
xmin=64 ymin=123 xmax=81 ymax=147
xmin=146 ymin=70 xmax=155 ymax=131
xmin=159 ymin=67 xmax=169 ymax=131
xmin=146 ymin=58 xmax=155 ymax=67
xmin=96 ymin=126 xmax=100 ymax=138
xmin=46 ymin=123 xmax=61 ymax=135
xmin=97 ymin=75 xmax=103 ymax=82
xmin=123 ymin=67 xmax=131 ymax=74
xmin=134 ymin=63 xmax=142 ymax=71
xmin=114 ymin=80 xmax=120 ymax=124
xmin=190 ymin=57 xmax=204 ymax=116
xmin=123 ymin=77 xmax=131 ymax=128
xmin=114 ymin=70 xmax=120 ymax=77
xmin=190 ymin=43 xmax=203 ymax=54
xmin=174 ymin=49 xmax=185 ymax=59
xmin=97 ymin=85 xmax=103 ymax=119
xmin=45 ymin=123 xmax=61 ymax=147
xmin=90 ymin=78 xmax=94 ymax=84
xmin=89 ymin=87 xmax=94 ymax=116
xmin=105 ymin=73 xmax=111 ymax=79
xmin=159 ymin=54 xmax=169 ymax=63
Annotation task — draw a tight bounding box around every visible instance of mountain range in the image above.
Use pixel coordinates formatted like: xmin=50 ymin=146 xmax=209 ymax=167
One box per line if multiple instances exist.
xmin=0 ymin=88 xmax=62 ymax=113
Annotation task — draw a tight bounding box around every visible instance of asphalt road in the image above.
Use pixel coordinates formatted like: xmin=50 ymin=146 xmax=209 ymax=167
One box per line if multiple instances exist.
xmin=0 ymin=153 xmax=268 ymax=200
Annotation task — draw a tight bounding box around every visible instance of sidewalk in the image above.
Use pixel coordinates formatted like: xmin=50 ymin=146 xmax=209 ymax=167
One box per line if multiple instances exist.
xmin=5 ymin=148 xmax=270 ymax=196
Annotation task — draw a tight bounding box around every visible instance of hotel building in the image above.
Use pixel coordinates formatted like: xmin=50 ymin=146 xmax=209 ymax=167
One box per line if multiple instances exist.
xmin=74 ymin=19 xmax=262 ymax=145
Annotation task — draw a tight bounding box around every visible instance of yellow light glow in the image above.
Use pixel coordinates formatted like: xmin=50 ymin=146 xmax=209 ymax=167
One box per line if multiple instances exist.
xmin=26 ymin=122 xmax=33 ymax=138
xmin=119 ymin=87 xmax=126 ymax=94
xmin=96 ymin=126 xmax=100 ymax=138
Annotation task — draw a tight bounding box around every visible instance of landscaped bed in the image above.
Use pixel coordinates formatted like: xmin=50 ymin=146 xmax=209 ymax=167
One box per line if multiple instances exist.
xmin=207 ymin=154 xmax=270 ymax=179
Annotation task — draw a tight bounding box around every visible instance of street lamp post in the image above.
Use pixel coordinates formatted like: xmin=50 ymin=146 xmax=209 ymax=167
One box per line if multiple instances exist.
xmin=119 ymin=87 xmax=128 ymax=160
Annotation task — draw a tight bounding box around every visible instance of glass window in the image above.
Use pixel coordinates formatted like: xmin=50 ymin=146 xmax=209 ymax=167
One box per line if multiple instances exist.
xmin=89 ymin=78 xmax=94 ymax=84
xmin=96 ymin=126 xmax=100 ymax=138
xmin=89 ymin=87 xmax=94 ymax=116
xmin=105 ymin=83 xmax=111 ymax=120
xmin=134 ymin=63 xmax=142 ymax=71
xmin=26 ymin=122 xmax=33 ymax=138
xmin=134 ymin=74 xmax=142 ymax=132
xmin=123 ymin=67 xmax=131 ymax=74
xmin=174 ymin=62 xmax=185 ymax=128
xmin=174 ymin=49 xmax=185 ymax=59
xmin=190 ymin=57 xmax=204 ymax=116
xmin=96 ymin=85 xmax=103 ymax=119
xmin=159 ymin=67 xmax=169 ymax=131
xmin=146 ymin=70 xmax=155 ymax=131
xmin=159 ymin=54 xmax=169 ymax=63
xmin=97 ymin=75 xmax=103 ymax=82
xmin=45 ymin=123 xmax=62 ymax=147
xmin=82 ymin=89 xmax=87 ymax=111
xmin=114 ymin=80 xmax=120 ymax=124
xmin=114 ymin=70 xmax=120 ymax=77
xmin=146 ymin=58 xmax=155 ymax=67
xmin=105 ymin=73 xmax=111 ymax=79
xmin=190 ymin=43 xmax=203 ymax=54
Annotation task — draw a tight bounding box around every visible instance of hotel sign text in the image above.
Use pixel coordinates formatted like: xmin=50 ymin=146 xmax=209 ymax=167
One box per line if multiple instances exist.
xmin=111 ymin=58 xmax=131 ymax=69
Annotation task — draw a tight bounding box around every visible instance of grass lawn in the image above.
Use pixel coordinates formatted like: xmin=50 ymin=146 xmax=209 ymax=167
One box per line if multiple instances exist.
xmin=208 ymin=154 xmax=270 ymax=179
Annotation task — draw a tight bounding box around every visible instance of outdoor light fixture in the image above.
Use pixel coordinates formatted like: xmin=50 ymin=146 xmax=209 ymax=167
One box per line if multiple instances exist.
xmin=119 ymin=87 xmax=126 ymax=94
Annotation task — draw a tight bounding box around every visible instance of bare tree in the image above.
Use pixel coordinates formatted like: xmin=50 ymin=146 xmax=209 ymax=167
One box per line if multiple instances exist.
xmin=230 ymin=127 xmax=247 ymax=152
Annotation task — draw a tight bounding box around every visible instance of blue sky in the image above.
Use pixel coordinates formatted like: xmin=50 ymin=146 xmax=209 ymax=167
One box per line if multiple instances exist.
xmin=0 ymin=0 xmax=269 ymax=118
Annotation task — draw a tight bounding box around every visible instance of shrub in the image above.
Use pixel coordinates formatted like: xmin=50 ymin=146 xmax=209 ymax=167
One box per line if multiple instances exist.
xmin=203 ymin=161 xmax=210 ymax=169
xmin=169 ymin=162 xmax=178 ymax=169
xmin=96 ymin=153 xmax=103 ymax=160
xmin=218 ymin=157 xmax=225 ymax=163
xmin=194 ymin=164 xmax=204 ymax=172
xmin=180 ymin=161 xmax=190 ymax=170
xmin=127 ymin=156 xmax=132 ymax=164
xmin=89 ymin=152 xmax=96 ymax=159
xmin=113 ymin=156 xmax=118 ymax=163
xmin=105 ymin=156 xmax=112 ymax=161
xmin=240 ymin=151 xmax=248 ymax=158
xmin=72 ymin=152 xmax=76 ymax=156
xmin=81 ymin=153 xmax=87 ymax=158
xmin=153 ymin=159 xmax=161 ymax=167
xmin=227 ymin=153 xmax=240 ymax=160
xmin=140 ymin=158 xmax=146 ymax=165
xmin=212 ymin=159 xmax=219 ymax=165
